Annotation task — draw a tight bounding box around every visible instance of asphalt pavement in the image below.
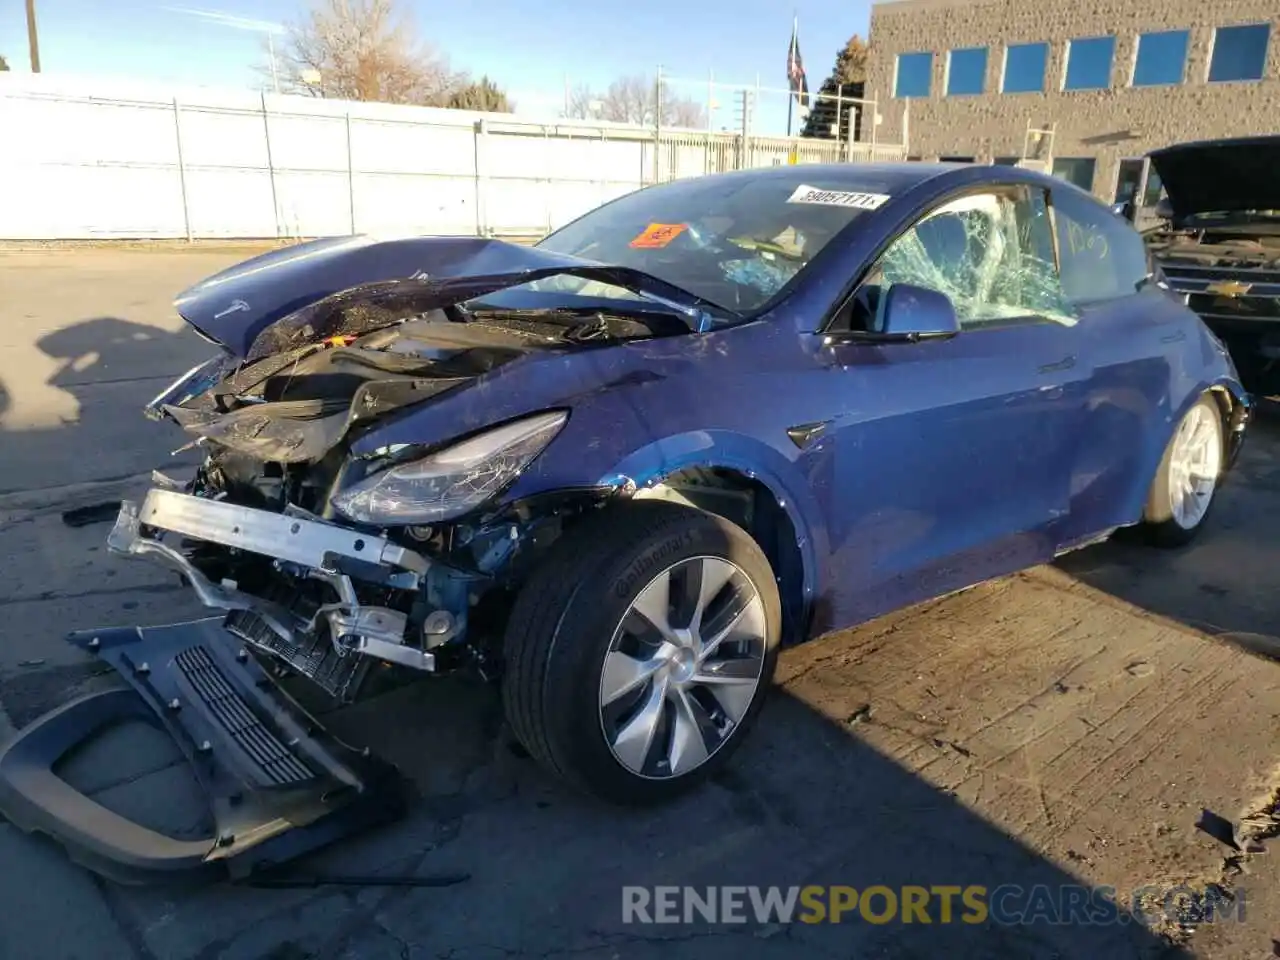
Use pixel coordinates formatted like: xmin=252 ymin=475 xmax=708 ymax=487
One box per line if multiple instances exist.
xmin=0 ymin=246 xmax=1277 ymax=960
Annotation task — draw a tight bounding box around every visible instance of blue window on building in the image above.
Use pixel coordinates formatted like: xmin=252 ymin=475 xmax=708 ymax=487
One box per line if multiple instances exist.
xmin=895 ymin=52 xmax=933 ymax=97
xmin=1063 ymin=36 xmax=1116 ymax=90
xmin=947 ymin=47 xmax=988 ymax=95
xmin=1132 ymin=30 xmax=1190 ymax=86
xmin=1209 ymin=24 xmax=1271 ymax=82
xmin=1003 ymin=42 xmax=1049 ymax=93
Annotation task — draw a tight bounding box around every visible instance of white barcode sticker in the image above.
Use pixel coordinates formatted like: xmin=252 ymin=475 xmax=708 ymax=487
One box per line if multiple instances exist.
xmin=786 ymin=184 xmax=891 ymax=210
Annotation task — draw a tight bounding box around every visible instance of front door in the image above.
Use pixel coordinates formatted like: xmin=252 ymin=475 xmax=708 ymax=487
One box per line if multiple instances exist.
xmin=811 ymin=184 xmax=1088 ymax=627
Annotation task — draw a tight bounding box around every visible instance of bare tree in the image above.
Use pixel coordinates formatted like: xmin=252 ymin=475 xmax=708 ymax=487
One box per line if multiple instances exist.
xmin=563 ymin=73 xmax=707 ymax=128
xmin=564 ymin=83 xmax=597 ymax=120
xmin=273 ymin=0 xmax=461 ymax=105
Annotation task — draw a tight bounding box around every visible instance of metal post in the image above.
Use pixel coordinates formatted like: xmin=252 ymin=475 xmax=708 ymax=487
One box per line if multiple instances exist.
xmin=173 ymin=97 xmax=193 ymax=242
xmin=267 ymin=32 xmax=280 ymax=95
xmin=706 ymin=69 xmax=714 ymax=175
xmin=544 ymin=124 xmax=553 ymax=234
xmin=473 ymin=119 xmax=486 ymax=237
xmin=261 ymin=92 xmax=281 ymax=238
xmin=599 ymin=125 xmax=607 ymax=208
xmin=653 ymin=65 xmax=663 ymax=185
xmin=25 ymin=0 xmax=40 ymax=72
xmin=836 ymin=88 xmax=843 ymax=161
xmin=753 ymin=73 xmax=761 ymax=137
xmin=345 ymin=111 xmax=356 ymax=235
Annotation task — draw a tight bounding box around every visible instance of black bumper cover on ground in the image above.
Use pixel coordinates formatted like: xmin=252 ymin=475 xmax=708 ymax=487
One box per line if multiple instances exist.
xmin=0 ymin=617 xmax=407 ymax=885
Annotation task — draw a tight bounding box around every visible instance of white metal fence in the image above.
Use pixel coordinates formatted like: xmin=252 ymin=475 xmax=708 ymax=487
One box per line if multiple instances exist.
xmin=0 ymin=75 xmax=906 ymax=241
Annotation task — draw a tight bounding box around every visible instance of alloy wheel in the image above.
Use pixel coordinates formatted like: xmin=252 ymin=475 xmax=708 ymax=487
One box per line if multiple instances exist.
xmin=598 ymin=555 xmax=768 ymax=780
xmin=1167 ymin=403 xmax=1223 ymax=530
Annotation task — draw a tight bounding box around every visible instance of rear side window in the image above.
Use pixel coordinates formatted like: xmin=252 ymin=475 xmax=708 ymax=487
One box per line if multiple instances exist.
xmin=1051 ymin=189 xmax=1150 ymax=304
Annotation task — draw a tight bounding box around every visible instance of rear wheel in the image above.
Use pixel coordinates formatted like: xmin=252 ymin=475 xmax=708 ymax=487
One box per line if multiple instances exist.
xmin=501 ymin=500 xmax=781 ymax=805
xmin=1141 ymin=395 xmax=1225 ymax=547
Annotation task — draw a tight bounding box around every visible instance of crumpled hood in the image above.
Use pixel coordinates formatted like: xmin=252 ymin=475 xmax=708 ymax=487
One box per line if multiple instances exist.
xmin=1148 ymin=136 xmax=1280 ymax=222
xmin=175 ymin=235 xmax=717 ymax=358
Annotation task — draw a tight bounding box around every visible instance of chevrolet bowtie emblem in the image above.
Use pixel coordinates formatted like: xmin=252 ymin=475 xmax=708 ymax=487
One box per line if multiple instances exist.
xmin=1205 ymin=279 xmax=1253 ymax=298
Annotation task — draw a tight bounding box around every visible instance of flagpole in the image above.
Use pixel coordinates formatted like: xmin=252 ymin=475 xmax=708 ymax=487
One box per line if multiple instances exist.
xmin=787 ymin=11 xmax=797 ymax=138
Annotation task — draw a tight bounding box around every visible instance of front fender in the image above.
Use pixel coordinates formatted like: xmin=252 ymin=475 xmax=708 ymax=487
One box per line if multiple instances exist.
xmin=600 ymin=429 xmax=829 ymax=620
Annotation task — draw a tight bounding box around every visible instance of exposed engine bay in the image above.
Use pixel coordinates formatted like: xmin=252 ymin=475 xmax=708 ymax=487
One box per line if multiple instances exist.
xmin=1146 ymin=224 xmax=1280 ymax=388
xmin=1148 ymin=227 xmax=1280 ymax=272
xmin=113 ymin=259 xmax=753 ymax=707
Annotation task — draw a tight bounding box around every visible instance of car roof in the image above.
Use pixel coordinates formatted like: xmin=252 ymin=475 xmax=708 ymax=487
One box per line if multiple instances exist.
xmin=648 ymin=161 xmax=1074 ymax=204
xmin=651 ymin=162 xmax=959 ymax=194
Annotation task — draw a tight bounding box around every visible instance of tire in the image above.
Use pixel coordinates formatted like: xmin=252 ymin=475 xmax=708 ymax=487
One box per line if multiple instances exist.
xmin=501 ymin=499 xmax=781 ymax=805
xmin=1140 ymin=394 xmax=1226 ymax=548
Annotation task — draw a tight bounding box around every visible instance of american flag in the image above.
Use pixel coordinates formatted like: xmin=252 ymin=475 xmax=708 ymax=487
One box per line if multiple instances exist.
xmin=787 ymin=16 xmax=809 ymax=108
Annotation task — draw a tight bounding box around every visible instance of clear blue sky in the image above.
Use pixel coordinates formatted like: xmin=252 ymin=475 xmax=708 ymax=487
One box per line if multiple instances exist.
xmin=0 ymin=0 xmax=874 ymax=133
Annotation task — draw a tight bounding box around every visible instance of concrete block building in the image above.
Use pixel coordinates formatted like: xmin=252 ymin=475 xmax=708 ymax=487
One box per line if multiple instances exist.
xmin=864 ymin=0 xmax=1280 ymax=205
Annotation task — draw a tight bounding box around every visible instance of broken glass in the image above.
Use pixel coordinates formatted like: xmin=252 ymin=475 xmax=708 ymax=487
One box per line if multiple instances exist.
xmin=875 ymin=189 xmax=1076 ymax=327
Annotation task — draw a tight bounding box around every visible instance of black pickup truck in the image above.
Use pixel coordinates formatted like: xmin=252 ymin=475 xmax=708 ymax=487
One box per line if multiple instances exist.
xmin=1122 ymin=136 xmax=1280 ymax=391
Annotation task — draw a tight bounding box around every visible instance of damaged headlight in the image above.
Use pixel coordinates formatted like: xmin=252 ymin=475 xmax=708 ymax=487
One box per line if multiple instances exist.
xmin=144 ymin=353 xmax=235 ymax=421
xmin=330 ymin=411 xmax=568 ymax=525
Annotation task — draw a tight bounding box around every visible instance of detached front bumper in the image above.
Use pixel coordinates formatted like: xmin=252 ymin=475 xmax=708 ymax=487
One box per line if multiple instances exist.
xmin=0 ymin=619 xmax=408 ymax=885
xmin=108 ymin=487 xmax=437 ymax=680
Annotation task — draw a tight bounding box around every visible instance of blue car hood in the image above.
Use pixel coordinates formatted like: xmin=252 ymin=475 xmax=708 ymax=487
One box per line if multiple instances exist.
xmin=174 ymin=235 xmax=718 ymax=358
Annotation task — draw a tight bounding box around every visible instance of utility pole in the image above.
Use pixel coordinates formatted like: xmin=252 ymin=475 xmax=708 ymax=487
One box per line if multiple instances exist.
xmin=734 ymin=88 xmax=754 ymax=169
xmin=26 ymin=0 xmax=41 ymax=73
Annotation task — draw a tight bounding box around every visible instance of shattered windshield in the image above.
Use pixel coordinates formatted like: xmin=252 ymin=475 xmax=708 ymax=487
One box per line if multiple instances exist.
xmin=496 ymin=175 xmax=892 ymax=315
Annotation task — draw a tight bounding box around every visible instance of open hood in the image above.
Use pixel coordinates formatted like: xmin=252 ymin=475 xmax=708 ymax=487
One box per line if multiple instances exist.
xmin=1148 ymin=136 xmax=1280 ymax=222
xmin=175 ymin=236 xmax=723 ymax=358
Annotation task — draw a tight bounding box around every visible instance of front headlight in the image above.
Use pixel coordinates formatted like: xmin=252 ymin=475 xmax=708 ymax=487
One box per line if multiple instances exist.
xmin=330 ymin=411 xmax=568 ymax=525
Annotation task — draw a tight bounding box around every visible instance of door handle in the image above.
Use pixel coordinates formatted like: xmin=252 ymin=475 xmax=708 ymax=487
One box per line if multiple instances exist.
xmin=1038 ymin=355 xmax=1077 ymax=374
xmin=1160 ymin=330 xmax=1187 ymax=344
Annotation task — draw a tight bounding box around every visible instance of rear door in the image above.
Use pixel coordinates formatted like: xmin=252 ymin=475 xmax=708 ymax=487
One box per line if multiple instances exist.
xmin=815 ymin=184 xmax=1090 ymax=625
xmin=1047 ymin=187 xmax=1186 ymax=542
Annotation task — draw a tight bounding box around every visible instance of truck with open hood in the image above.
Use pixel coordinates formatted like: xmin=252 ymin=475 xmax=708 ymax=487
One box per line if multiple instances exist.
xmin=1140 ymin=135 xmax=1280 ymax=390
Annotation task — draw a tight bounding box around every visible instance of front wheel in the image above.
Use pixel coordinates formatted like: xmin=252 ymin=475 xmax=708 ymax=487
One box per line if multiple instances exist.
xmin=1141 ymin=395 xmax=1225 ymax=547
xmin=501 ymin=500 xmax=781 ymax=805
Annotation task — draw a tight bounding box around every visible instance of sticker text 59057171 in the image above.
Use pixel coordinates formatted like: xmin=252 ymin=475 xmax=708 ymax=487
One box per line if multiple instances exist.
xmin=786 ymin=185 xmax=891 ymax=210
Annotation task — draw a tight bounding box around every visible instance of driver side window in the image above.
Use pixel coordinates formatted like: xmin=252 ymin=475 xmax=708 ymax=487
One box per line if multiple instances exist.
xmin=856 ymin=187 xmax=1075 ymax=331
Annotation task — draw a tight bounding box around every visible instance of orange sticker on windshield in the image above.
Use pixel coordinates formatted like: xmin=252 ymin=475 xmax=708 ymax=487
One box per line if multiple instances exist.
xmin=629 ymin=223 xmax=687 ymax=249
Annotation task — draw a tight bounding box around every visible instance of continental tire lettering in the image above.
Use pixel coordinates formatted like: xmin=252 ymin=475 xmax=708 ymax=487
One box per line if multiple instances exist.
xmin=615 ymin=530 xmax=697 ymax=599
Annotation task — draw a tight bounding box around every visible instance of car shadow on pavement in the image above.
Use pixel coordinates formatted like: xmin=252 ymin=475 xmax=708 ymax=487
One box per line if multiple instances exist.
xmin=0 ymin=316 xmax=212 ymax=494
xmin=0 ymin=315 xmax=1237 ymax=959
xmin=1056 ymin=409 xmax=1280 ymax=660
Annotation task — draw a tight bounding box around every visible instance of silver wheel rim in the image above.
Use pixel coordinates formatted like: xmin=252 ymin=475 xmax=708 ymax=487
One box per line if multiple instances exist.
xmin=598 ymin=555 xmax=768 ymax=780
xmin=1168 ymin=403 xmax=1222 ymax=530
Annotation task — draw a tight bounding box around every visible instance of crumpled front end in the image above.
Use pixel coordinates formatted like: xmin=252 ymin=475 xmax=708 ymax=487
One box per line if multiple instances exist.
xmin=108 ymin=482 xmax=444 ymax=695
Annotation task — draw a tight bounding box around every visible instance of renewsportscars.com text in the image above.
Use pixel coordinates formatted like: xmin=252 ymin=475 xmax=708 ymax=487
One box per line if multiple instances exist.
xmin=622 ymin=884 xmax=1246 ymax=927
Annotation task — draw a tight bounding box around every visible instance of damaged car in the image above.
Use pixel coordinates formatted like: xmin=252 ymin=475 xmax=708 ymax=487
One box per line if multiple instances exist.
xmin=0 ymin=163 xmax=1250 ymax=882
xmin=1140 ymin=135 xmax=1280 ymax=390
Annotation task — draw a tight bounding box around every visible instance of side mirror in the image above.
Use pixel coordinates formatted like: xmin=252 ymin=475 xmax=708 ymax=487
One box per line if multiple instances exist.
xmin=1154 ymin=197 xmax=1175 ymax=220
xmin=878 ymin=283 xmax=961 ymax=341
